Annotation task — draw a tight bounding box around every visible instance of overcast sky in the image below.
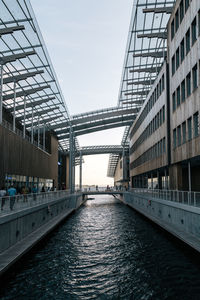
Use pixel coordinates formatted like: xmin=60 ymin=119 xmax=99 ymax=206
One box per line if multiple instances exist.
xmin=31 ymin=0 xmax=133 ymax=186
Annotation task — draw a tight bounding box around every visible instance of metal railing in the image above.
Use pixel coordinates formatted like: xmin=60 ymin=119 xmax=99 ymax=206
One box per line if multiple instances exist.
xmin=0 ymin=190 xmax=70 ymax=215
xmin=130 ymin=188 xmax=200 ymax=207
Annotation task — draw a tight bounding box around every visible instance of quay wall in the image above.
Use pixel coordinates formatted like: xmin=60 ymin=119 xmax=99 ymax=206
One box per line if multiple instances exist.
xmin=0 ymin=194 xmax=84 ymax=276
xmin=123 ymin=192 xmax=200 ymax=252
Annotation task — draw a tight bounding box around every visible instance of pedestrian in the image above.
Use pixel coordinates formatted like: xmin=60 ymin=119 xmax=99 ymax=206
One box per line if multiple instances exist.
xmin=7 ymin=185 xmax=17 ymax=211
xmin=32 ymin=185 xmax=37 ymax=200
xmin=0 ymin=186 xmax=7 ymax=211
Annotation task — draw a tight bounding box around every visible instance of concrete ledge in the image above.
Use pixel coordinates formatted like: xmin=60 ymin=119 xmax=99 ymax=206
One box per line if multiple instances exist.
xmin=0 ymin=208 xmax=74 ymax=276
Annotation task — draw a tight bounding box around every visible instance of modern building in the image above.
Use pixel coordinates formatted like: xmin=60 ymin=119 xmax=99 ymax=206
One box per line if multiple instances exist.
xmin=129 ymin=0 xmax=200 ymax=191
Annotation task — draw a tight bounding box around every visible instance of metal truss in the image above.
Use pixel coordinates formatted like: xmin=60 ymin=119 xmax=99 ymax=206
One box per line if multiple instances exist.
xmin=77 ymin=145 xmax=128 ymax=156
xmin=107 ymin=0 xmax=175 ymax=177
xmin=0 ymin=0 xmax=76 ymax=151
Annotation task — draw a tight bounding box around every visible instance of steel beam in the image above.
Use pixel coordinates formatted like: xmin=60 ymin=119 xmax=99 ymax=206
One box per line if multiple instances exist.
xmin=0 ymin=51 xmax=36 ymax=64
xmin=3 ymin=70 xmax=44 ymax=84
xmin=3 ymin=85 xmax=50 ymax=101
xmin=143 ymin=7 xmax=173 ymax=14
xmin=129 ymin=67 xmax=161 ymax=73
xmin=133 ymin=51 xmax=167 ymax=58
xmin=0 ymin=25 xmax=25 ymax=36
xmin=16 ymin=106 xmax=59 ymax=121
xmin=137 ymin=32 xmax=167 ymax=39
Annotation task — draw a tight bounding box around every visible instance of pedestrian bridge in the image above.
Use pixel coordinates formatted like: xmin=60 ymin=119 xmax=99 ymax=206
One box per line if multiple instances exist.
xmin=82 ymin=190 xmax=124 ymax=196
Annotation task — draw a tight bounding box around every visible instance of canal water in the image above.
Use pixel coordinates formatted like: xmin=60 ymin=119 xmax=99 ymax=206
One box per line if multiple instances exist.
xmin=1 ymin=195 xmax=200 ymax=299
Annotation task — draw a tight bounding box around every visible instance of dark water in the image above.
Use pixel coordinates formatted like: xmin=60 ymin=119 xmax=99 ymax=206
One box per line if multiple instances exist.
xmin=1 ymin=195 xmax=200 ymax=299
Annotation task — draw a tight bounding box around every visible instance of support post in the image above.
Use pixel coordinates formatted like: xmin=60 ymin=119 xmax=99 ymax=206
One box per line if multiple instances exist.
xmin=37 ymin=117 xmax=40 ymax=147
xmin=72 ymin=132 xmax=75 ymax=193
xmin=23 ymin=95 xmax=26 ymax=139
xmin=43 ymin=125 xmax=45 ymax=151
xmin=13 ymin=80 xmax=17 ymax=132
xmin=31 ymin=106 xmax=34 ymax=143
xmin=79 ymin=150 xmax=82 ymax=191
xmin=69 ymin=126 xmax=73 ymax=193
xmin=0 ymin=64 xmax=3 ymax=124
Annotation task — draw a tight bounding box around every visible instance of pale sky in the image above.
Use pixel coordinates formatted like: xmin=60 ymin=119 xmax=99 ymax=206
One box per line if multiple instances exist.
xmin=31 ymin=0 xmax=133 ymax=185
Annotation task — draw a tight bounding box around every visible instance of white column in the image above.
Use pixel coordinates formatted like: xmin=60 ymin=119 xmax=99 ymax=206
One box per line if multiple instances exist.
xmin=23 ymin=95 xmax=26 ymax=138
xmin=37 ymin=117 xmax=40 ymax=147
xmin=43 ymin=125 xmax=45 ymax=150
xmin=31 ymin=106 xmax=34 ymax=143
xmin=13 ymin=80 xmax=17 ymax=132
xmin=0 ymin=64 xmax=3 ymax=124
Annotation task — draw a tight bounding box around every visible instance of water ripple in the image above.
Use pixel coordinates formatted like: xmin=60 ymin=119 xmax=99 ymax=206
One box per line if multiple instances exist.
xmin=1 ymin=195 xmax=200 ymax=299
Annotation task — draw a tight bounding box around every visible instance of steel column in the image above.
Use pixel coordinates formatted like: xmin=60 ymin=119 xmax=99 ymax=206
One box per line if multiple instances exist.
xmin=188 ymin=161 xmax=191 ymax=192
xmin=69 ymin=127 xmax=73 ymax=193
xmin=79 ymin=151 xmax=82 ymax=191
xmin=43 ymin=126 xmax=45 ymax=151
xmin=13 ymin=80 xmax=17 ymax=132
xmin=31 ymin=106 xmax=34 ymax=143
xmin=0 ymin=64 xmax=3 ymax=124
xmin=37 ymin=117 xmax=40 ymax=147
xmin=23 ymin=95 xmax=26 ymax=138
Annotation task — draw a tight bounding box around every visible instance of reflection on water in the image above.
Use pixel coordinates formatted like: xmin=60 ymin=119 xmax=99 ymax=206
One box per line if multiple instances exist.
xmin=1 ymin=195 xmax=200 ymax=299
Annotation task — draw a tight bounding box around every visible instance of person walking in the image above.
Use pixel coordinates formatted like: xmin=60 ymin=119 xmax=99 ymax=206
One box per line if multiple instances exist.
xmin=8 ymin=185 xmax=17 ymax=211
xmin=0 ymin=187 xmax=7 ymax=211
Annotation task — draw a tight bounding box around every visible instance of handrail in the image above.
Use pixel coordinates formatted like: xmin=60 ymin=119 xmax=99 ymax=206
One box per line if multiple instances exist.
xmin=130 ymin=188 xmax=199 ymax=208
xmin=0 ymin=190 xmax=70 ymax=215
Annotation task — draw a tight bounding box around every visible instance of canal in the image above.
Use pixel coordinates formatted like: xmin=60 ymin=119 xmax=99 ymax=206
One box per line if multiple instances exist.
xmin=1 ymin=195 xmax=200 ymax=299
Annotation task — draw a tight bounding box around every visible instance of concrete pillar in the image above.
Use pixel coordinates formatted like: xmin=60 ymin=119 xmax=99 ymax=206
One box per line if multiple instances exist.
xmin=0 ymin=64 xmax=3 ymax=124
xmin=13 ymin=80 xmax=17 ymax=132
xmin=37 ymin=117 xmax=40 ymax=147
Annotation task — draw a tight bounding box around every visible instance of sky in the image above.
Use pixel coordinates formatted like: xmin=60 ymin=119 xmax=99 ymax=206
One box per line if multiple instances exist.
xmin=31 ymin=0 xmax=133 ymax=186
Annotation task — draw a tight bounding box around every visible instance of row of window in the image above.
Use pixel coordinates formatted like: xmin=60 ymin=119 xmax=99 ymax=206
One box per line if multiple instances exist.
xmin=130 ymin=106 xmax=165 ymax=155
xmin=172 ymin=63 xmax=198 ymax=112
xmin=130 ymin=74 xmax=165 ymax=139
xmin=130 ymin=138 xmax=166 ymax=170
xmin=171 ymin=0 xmax=191 ymax=40
xmin=171 ymin=11 xmax=200 ymax=76
xmin=173 ymin=111 xmax=199 ymax=148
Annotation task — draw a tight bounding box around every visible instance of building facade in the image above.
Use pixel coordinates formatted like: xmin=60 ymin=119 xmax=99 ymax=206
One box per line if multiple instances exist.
xmin=129 ymin=0 xmax=200 ymax=191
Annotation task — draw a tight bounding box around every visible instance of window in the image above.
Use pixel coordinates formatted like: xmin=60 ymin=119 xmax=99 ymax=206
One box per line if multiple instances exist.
xmin=176 ymin=48 xmax=180 ymax=69
xmin=162 ymin=74 xmax=165 ymax=91
xmin=186 ymin=72 xmax=191 ymax=96
xmin=163 ymin=106 xmax=165 ymax=122
xmin=177 ymin=86 xmax=181 ymax=107
xmin=192 ymin=17 xmax=197 ymax=45
xmin=181 ymin=79 xmax=186 ymax=102
xmin=177 ymin=126 xmax=181 ymax=146
xmin=163 ymin=138 xmax=166 ymax=153
xmin=171 ymin=19 xmax=175 ymax=40
xmin=173 ymin=129 xmax=177 ymax=148
xmin=193 ymin=112 xmax=199 ymax=137
xmin=180 ymin=0 xmax=184 ymax=22
xmin=186 ymin=29 xmax=190 ymax=54
xmin=180 ymin=38 xmax=185 ymax=62
xmin=175 ymin=10 xmax=179 ymax=32
xmin=172 ymin=55 xmax=175 ymax=75
xmin=188 ymin=117 xmax=192 ymax=140
xmin=182 ymin=122 xmax=186 ymax=143
xmin=192 ymin=64 xmax=198 ymax=90
xmin=172 ymin=92 xmax=176 ymax=111
xmin=185 ymin=0 xmax=189 ymax=12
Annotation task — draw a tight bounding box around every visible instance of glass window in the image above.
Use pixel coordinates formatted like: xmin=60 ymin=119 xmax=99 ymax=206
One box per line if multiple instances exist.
xmin=180 ymin=0 xmax=184 ymax=22
xmin=192 ymin=64 xmax=198 ymax=90
xmin=182 ymin=122 xmax=186 ymax=143
xmin=162 ymin=74 xmax=165 ymax=91
xmin=177 ymin=86 xmax=181 ymax=107
xmin=177 ymin=126 xmax=181 ymax=146
xmin=163 ymin=137 xmax=166 ymax=153
xmin=193 ymin=112 xmax=199 ymax=137
xmin=176 ymin=48 xmax=180 ymax=69
xmin=192 ymin=17 xmax=197 ymax=45
xmin=185 ymin=0 xmax=189 ymax=12
xmin=163 ymin=106 xmax=165 ymax=122
xmin=181 ymin=79 xmax=185 ymax=102
xmin=180 ymin=38 xmax=185 ymax=62
xmin=186 ymin=29 xmax=190 ymax=54
xmin=171 ymin=19 xmax=175 ymax=40
xmin=186 ymin=72 xmax=191 ymax=97
xmin=172 ymin=92 xmax=176 ymax=111
xmin=175 ymin=10 xmax=179 ymax=32
xmin=172 ymin=55 xmax=175 ymax=75
xmin=188 ymin=117 xmax=192 ymax=140
xmin=173 ymin=129 xmax=177 ymax=148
